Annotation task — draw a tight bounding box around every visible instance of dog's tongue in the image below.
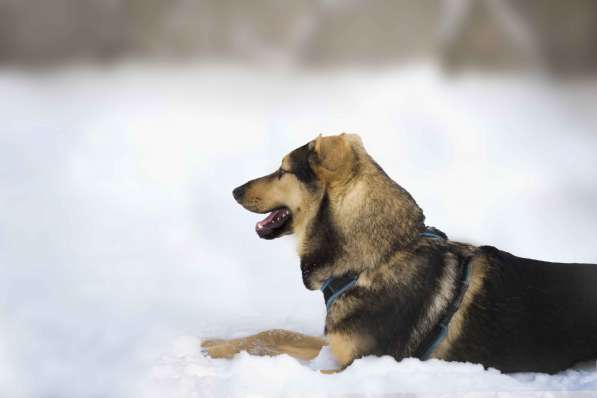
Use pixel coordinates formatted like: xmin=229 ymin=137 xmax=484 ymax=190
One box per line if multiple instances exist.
xmin=255 ymin=208 xmax=290 ymax=235
xmin=255 ymin=208 xmax=290 ymax=238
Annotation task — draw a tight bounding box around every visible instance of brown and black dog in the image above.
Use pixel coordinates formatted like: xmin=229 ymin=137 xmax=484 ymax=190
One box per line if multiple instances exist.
xmin=203 ymin=133 xmax=597 ymax=374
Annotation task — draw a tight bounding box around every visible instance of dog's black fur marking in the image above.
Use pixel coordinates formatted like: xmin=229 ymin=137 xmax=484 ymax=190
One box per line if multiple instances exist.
xmin=300 ymin=193 xmax=342 ymax=290
xmin=289 ymin=144 xmax=317 ymax=186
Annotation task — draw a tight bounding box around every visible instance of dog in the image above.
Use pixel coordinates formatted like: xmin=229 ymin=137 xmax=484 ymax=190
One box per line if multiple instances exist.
xmin=202 ymin=133 xmax=597 ymax=374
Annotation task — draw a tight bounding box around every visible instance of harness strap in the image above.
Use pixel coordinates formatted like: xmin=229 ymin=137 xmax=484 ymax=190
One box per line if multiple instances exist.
xmin=321 ymin=273 xmax=358 ymax=311
xmin=415 ymin=256 xmax=472 ymax=360
xmin=420 ymin=227 xmax=447 ymax=240
xmin=420 ymin=231 xmax=444 ymax=240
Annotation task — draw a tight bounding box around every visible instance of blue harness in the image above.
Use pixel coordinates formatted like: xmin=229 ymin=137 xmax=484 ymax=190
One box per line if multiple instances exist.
xmin=320 ymin=273 xmax=358 ymax=311
xmin=320 ymin=227 xmax=472 ymax=360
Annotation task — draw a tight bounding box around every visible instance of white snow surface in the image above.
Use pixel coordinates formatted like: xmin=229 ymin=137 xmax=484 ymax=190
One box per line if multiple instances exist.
xmin=1 ymin=62 xmax=597 ymax=398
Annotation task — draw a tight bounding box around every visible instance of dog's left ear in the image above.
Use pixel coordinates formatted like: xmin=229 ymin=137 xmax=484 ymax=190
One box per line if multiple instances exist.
xmin=308 ymin=133 xmax=355 ymax=182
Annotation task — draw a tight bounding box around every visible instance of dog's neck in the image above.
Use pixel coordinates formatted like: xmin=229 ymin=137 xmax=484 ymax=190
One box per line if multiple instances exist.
xmin=298 ymin=165 xmax=425 ymax=289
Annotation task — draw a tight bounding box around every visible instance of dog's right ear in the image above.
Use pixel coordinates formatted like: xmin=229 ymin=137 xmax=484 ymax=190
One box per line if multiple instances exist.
xmin=308 ymin=134 xmax=354 ymax=183
xmin=307 ymin=134 xmax=322 ymax=154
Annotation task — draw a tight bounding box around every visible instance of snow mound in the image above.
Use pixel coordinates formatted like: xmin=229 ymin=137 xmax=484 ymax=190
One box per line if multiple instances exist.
xmin=136 ymin=336 xmax=597 ymax=398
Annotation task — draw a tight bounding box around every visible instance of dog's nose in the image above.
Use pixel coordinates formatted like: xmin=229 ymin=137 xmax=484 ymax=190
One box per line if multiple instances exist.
xmin=232 ymin=185 xmax=246 ymax=202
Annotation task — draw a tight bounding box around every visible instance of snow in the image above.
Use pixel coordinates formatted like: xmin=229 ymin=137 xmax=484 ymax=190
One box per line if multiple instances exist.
xmin=141 ymin=338 xmax=597 ymax=397
xmin=1 ymin=62 xmax=596 ymax=398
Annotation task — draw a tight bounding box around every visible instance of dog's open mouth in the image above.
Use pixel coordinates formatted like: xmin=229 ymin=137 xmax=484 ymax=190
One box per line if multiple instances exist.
xmin=255 ymin=207 xmax=292 ymax=240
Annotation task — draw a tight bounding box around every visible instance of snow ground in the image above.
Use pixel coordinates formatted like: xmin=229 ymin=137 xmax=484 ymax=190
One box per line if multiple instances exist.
xmin=1 ymin=62 xmax=597 ymax=397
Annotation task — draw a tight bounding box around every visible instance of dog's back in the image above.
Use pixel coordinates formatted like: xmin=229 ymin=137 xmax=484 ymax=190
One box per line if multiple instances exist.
xmin=446 ymin=245 xmax=597 ymax=373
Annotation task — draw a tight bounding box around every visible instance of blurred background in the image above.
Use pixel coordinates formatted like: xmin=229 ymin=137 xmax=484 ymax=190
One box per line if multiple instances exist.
xmin=1 ymin=0 xmax=597 ymax=73
xmin=1 ymin=1 xmax=597 ymax=397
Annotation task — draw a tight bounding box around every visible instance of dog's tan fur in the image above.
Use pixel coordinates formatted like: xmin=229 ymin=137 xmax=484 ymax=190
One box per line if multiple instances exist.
xmin=202 ymin=330 xmax=326 ymax=361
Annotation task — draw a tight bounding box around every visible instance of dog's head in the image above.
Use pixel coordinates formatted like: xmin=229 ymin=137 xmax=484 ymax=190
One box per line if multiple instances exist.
xmin=232 ymin=133 xmax=364 ymax=240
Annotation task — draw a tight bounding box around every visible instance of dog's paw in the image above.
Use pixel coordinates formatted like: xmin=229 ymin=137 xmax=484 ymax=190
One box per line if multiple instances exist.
xmin=200 ymin=340 xmax=239 ymax=359
xmin=200 ymin=338 xmax=227 ymax=348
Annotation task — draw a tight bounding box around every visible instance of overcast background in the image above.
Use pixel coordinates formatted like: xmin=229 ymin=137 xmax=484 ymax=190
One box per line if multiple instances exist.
xmin=1 ymin=1 xmax=597 ymax=397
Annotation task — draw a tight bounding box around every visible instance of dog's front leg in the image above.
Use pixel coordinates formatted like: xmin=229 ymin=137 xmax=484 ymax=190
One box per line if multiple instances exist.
xmin=326 ymin=331 xmax=376 ymax=368
xmin=202 ymin=329 xmax=327 ymax=361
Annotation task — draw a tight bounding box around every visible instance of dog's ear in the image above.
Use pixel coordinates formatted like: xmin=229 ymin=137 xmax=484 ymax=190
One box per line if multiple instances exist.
xmin=343 ymin=133 xmax=363 ymax=148
xmin=308 ymin=133 xmax=354 ymax=182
